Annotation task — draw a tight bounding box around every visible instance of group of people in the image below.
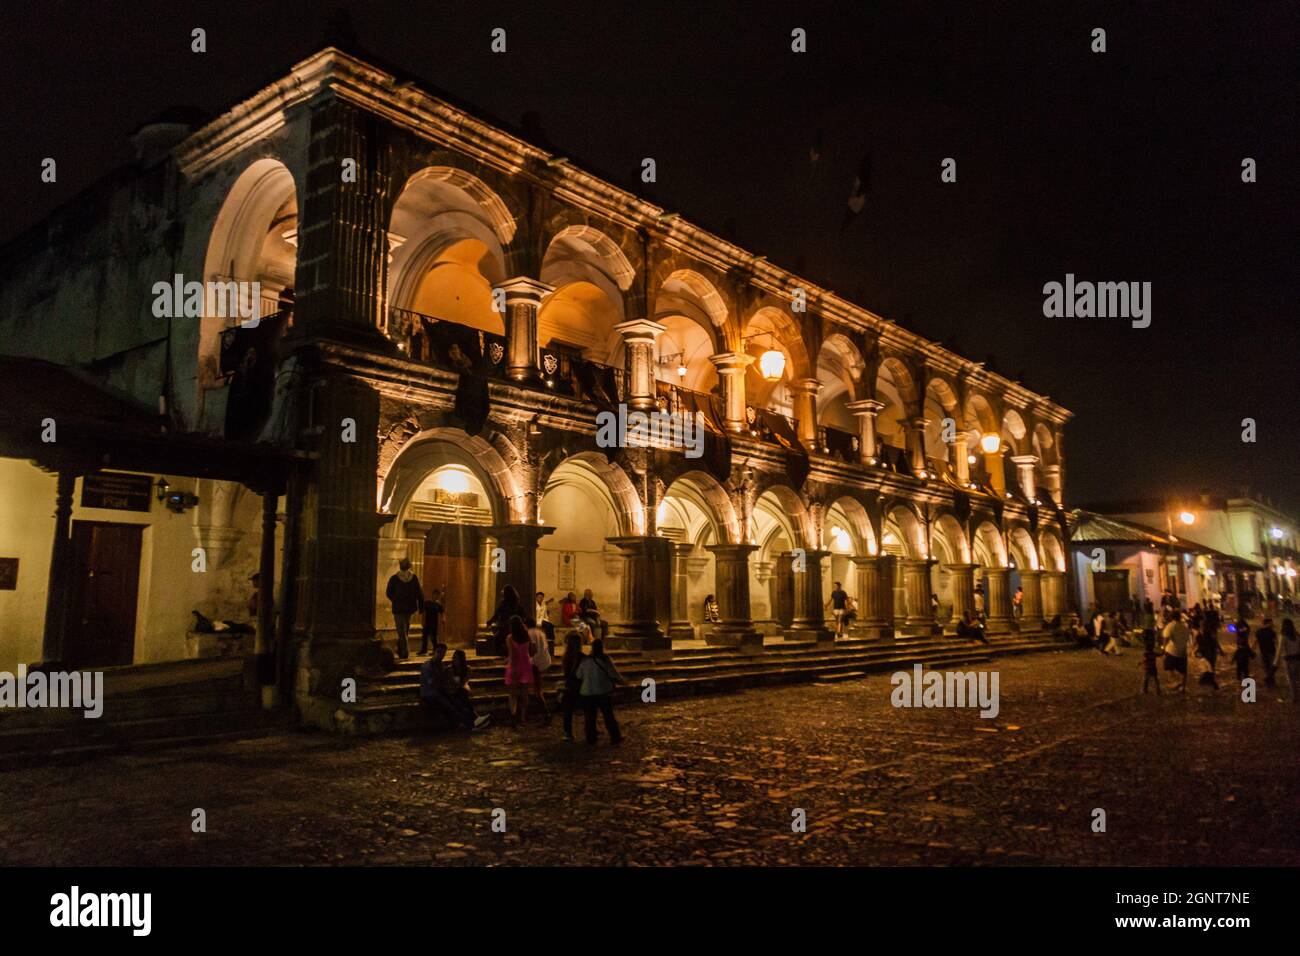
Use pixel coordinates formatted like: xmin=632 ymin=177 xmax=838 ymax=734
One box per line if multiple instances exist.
xmin=385 ymin=560 xmax=629 ymax=745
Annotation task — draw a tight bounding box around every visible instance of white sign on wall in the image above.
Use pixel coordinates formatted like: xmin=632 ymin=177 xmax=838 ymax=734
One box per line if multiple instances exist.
xmin=558 ymin=551 xmax=576 ymax=592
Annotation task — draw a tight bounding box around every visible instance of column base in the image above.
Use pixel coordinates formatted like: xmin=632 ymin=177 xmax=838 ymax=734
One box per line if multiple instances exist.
xmin=851 ymin=622 xmax=894 ymax=641
xmin=985 ymin=616 xmax=1015 ymax=635
xmin=608 ymin=621 xmax=672 ymax=652
xmin=898 ymin=618 xmax=939 ymax=636
xmin=785 ymin=623 xmax=833 ymax=643
xmin=668 ymin=622 xmax=697 ymax=642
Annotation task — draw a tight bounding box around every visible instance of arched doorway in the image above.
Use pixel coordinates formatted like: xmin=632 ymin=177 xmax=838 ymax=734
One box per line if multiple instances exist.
xmin=658 ymin=472 xmax=738 ymax=641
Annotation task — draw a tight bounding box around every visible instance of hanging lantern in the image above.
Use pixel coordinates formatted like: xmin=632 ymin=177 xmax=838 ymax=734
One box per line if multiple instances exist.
xmin=980 ymin=432 xmax=1001 ymax=454
xmin=759 ymin=347 xmax=786 ymax=381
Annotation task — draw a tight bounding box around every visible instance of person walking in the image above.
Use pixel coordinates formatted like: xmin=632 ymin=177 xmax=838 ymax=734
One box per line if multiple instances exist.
xmin=1162 ymin=611 xmax=1190 ymax=693
xmin=420 ymin=588 xmax=444 ymax=656
xmin=1194 ymin=617 xmax=1220 ymax=689
xmin=575 ymin=638 xmax=625 ymax=745
xmin=559 ymin=632 xmax=584 ymax=741
xmin=1280 ymin=618 xmax=1300 ymax=704
xmin=1140 ymin=630 xmax=1162 ymax=695
xmin=385 ymin=558 xmax=424 ymax=660
xmin=503 ymin=616 xmax=534 ymax=727
xmin=1231 ymin=619 xmax=1254 ymax=684
xmin=528 ymin=617 xmax=553 ymax=725
xmin=1256 ymin=617 xmax=1279 ymax=688
xmin=828 ymin=581 xmax=848 ymax=637
xmin=487 ymin=585 xmax=526 ymax=657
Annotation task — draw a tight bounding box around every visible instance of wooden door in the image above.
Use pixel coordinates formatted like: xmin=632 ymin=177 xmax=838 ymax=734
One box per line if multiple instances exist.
xmin=67 ymin=521 xmax=143 ymax=667
xmin=423 ymin=553 xmax=479 ymax=647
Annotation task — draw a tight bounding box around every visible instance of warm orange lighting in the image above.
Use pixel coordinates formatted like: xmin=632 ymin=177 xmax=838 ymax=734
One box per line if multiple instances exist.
xmin=1178 ymin=511 xmax=1196 ymax=526
xmin=980 ymin=433 xmax=1001 ymax=454
xmin=759 ymin=348 xmax=786 ymax=381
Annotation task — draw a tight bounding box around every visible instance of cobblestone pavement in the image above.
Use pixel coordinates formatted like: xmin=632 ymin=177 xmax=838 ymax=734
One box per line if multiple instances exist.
xmin=1 ymin=649 xmax=1297 ymax=866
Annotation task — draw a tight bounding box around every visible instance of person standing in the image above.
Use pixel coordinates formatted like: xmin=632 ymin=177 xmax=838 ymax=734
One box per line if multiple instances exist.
xmin=527 ymin=617 xmax=553 ymax=725
xmin=1012 ymin=587 xmax=1024 ymax=619
xmin=420 ymin=588 xmax=444 ymax=656
xmin=385 ymin=558 xmax=424 ymax=660
xmin=1162 ymin=611 xmax=1190 ymax=693
xmin=828 ymin=582 xmax=848 ymax=637
xmin=1194 ymin=617 xmax=1220 ymax=689
xmin=559 ymin=632 xmax=584 ymax=741
xmin=1232 ymin=619 xmax=1255 ymax=684
xmin=534 ymin=591 xmax=556 ymax=650
xmin=1280 ymin=618 xmax=1300 ymax=704
xmin=487 ymin=585 xmax=526 ymax=657
xmin=1256 ymin=617 xmax=1279 ymax=688
xmin=503 ymin=616 xmax=534 ymax=728
xmin=576 ymin=638 xmax=625 ymax=745
xmin=973 ymin=584 xmax=986 ymax=622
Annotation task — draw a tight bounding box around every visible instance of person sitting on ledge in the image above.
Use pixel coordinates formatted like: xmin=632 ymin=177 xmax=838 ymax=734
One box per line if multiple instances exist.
xmin=956 ymin=609 xmax=988 ymax=644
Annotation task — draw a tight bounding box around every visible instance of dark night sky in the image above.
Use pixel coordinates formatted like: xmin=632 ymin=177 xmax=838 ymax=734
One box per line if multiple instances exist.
xmin=1 ymin=1 xmax=1295 ymax=511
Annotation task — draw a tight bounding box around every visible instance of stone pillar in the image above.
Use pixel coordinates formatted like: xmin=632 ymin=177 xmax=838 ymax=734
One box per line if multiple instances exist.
xmin=1018 ymin=569 xmax=1045 ymax=629
xmin=983 ymin=566 xmax=1015 ymax=634
xmin=484 ymin=523 xmax=554 ymax=619
xmin=710 ymin=352 xmax=755 ymax=432
xmin=40 ymin=471 xmax=76 ymax=665
xmin=1041 ymin=464 xmax=1062 ymax=503
xmin=953 ymin=433 xmax=972 ymax=484
xmin=787 ymin=549 xmax=832 ymax=642
xmin=943 ymin=563 xmax=976 ymax=632
xmin=899 ymin=558 xmax=936 ymax=630
xmin=789 ymin=378 xmax=822 ymax=449
xmin=500 ymin=276 xmax=552 ymax=383
xmin=607 ymin=535 xmax=672 ymax=651
xmin=851 ymin=555 xmax=895 ymax=640
xmin=704 ymin=543 xmax=763 ymax=650
xmin=616 ymin=319 xmax=666 ymax=411
xmin=772 ymin=551 xmax=795 ymax=628
xmin=845 ymin=399 xmax=885 ymax=464
xmin=906 ymin=417 xmax=931 ymax=477
xmin=1042 ymin=570 xmax=1068 ymax=620
xmin=1012 ymin=454 xmax=1040 ymax=500
xmin=668 ymin=542 xmax=696 ymax=641
xmin=256 ymin=490 xmax=279 ymax=660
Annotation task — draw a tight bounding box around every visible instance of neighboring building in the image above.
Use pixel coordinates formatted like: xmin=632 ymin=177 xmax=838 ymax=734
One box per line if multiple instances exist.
xmin=0 ymin=48 xmax=1074 ymax=729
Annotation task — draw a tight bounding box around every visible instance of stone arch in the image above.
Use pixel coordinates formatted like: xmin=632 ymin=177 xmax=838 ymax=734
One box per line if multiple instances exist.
xmin=661 ymin=470 xmax=742 ymax=545
xmin=199 ymin=157 xmax=298 ymax=392
xmin=379 ymin=427 xmax=523 ymax=526
xmin=923 ymin=375 xmax=961 ymax=462
xmin=1007 ymin=525 xmax=1040 ymax=570
xmin=1038 ymin=527 xmax=1067 ymax=572
xmin=387 ymin=166 xmax=513 ymax=332
xmin=882 ymin=502 xmax=925 ymax=558
xmin=874 ymin=356 xmax=918 ymax=455
xmin=972 ymin=520 xmax=1008 ymax=568
xmin=825 ymin=494 xmax=877 ymax=556
xmin=754 ymin=482 xmax=811 ymax=550
xmin=816 ymin=333 xmax=868 ymax=431
xmin=1000 ymin=407 xmax=1028 ymax=455
xmin=538 ymin=225 xmax=633 ymax=364
xmin=541 ymin=451 xmax=644 ymax=537
xmin=654 ymin=268 xmax=728 ymax=393
xmin=741 ymin=303 xmax=813 ymax=409
xmin=931 ymin=512 xmax=971 ymax=564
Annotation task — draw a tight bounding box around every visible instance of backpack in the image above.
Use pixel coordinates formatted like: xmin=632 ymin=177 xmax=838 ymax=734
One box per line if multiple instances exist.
xmin=530 ymin=629 xmax=552 ymax=670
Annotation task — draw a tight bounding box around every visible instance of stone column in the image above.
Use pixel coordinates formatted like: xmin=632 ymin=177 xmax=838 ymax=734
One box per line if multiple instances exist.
xmin=605 ymin=536 xmax=672 ymax=651
xmin=710 ymin=352 xmax=755 ymax=432
xmin=40 ymin=471 xmax=76 ymax=665
xmin=704 ymin=543 xmax=763 ymax=650
xmin=500 ymin=276 xmax=552 ymax=383
xmin=668 ymin=542 xmax=696 ymax=641
xmin=899 ymin=558 xmax=936 ymax=630
xmin=616 ymin=319 xmax=666 ymax=411
xmin=484 ymin=523 xmax=554 ymax=619
xmin=943 ymin=563 xmax=976 ymax=632
xmin=787 ymin=549 xmax=832 ymax=642
xmin=983 ymin=566 xmax=1015 ymax=634
xmin=1041 ymin=464 xmax=1062 ymax=503
xmin=789 ymin=378 xmax=822 ymax=449
xmin=851 ymin=554 xmax=894 ymax=640
xmin=1012 ymin=454 xmax=1040 ymax=500
xmin=953 ymin=433 xmax=972 ymax=484
xmin=906 ymin=417 xmax=931 ymax=477
xmin=772 ymin=551 xmax=795 ymax=628
xmin=1018 ymin=569 xmax=1045 ymax=628
xmin=845 ymin=399 xmax=885 ymax=464
xmin=256 ymin=490 xmax=279 ymax=660
xmin=1041 ymin=570 xmax=1068 ymax=620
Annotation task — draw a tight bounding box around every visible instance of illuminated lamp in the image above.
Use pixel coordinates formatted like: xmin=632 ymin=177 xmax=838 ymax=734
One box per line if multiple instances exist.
xmin=967 ymin=454 xmax=977 ymax=465
xmin=759 ymin=348 xmax=786 ymax=382
xmin=980 ymin=433 xmax=1001 ymax=454
xmin=1271 ymin=527 xmax=1284 ymax=540
xmin=1178 ymin=511 xmax=1196 ymax=526
xmin=435 ymin=469 xmax=471 ymax=495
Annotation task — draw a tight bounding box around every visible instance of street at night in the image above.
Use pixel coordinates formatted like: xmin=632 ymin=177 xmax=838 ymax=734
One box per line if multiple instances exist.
xmin=3 ymin=649 xmax=1296 ymax=868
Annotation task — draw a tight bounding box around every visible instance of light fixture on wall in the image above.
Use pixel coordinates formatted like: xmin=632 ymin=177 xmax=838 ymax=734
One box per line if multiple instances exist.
xmin=155 ymin=477 xmax=199 ymax=514
xmin=1178 ymin=511 xmax=1196 ymax=526
xmin=743 ymin=330 xmax=786 ymax=382
xmin=980 ymin=433 xmax=1001 ymax=454
xmin=1271 ymin=526 xmax=1284 ymax=540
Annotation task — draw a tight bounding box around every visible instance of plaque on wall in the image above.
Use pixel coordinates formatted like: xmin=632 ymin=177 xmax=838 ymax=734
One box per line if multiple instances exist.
xmin=0 ymin=557 xmax=17 ymax=590
xmin=81 ymin=472 xmax=153 ymax=512
xmin=558 ymin=551 xmax=576 ymax=591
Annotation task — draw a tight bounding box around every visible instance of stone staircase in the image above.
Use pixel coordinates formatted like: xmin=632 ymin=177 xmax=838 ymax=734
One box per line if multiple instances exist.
xmin=0 ymin=657 xmax=285 ymax=767
xmin=338 ymin=627 xmax=1074 ymax=734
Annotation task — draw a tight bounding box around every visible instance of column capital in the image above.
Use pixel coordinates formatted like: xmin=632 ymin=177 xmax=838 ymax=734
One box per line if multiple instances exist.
xmin=705 ymin=542 xmax=760 ymax=558
xmin=497 ymin=275 xmax=554 ymax=301
xmin=483 ymin=523 xmax=555 ymax=547
xmin=943 ymin=562 xmax=977 ymax=573
xmin=709 ymin=351 xmax=756 ymax=373
xmin=851 ymin=553 xmax=894 ymax=567
xmin=1011 ymin=454 xmax=1041 ymax=467
xmin=789 ymin=377 xmax=823 ymax=396
xmin=906 ymin=416 xmax=931 ymax=430
xmin=845 ymin=398 xmax=886 ymax=417
xmin=613 ymin=318 xmax=667 ymax=344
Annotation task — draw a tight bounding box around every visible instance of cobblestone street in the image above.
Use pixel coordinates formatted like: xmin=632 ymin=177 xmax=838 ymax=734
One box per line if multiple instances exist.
xmin=1 ymin=649 xmax=1297 ymax=867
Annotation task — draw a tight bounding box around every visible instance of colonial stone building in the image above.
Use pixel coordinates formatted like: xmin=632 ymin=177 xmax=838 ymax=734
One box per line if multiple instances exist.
xmin=0 ymin=48 xmax=1073 ymax=729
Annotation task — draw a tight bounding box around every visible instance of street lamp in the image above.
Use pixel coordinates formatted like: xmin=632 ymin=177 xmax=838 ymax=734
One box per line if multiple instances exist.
xmin=980 ymin=433 xmax=1001 ymax=454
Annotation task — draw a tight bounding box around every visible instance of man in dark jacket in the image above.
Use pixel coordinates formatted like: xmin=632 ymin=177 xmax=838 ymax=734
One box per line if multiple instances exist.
xmin=385 ymin=558 xmax=424 ymax=660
